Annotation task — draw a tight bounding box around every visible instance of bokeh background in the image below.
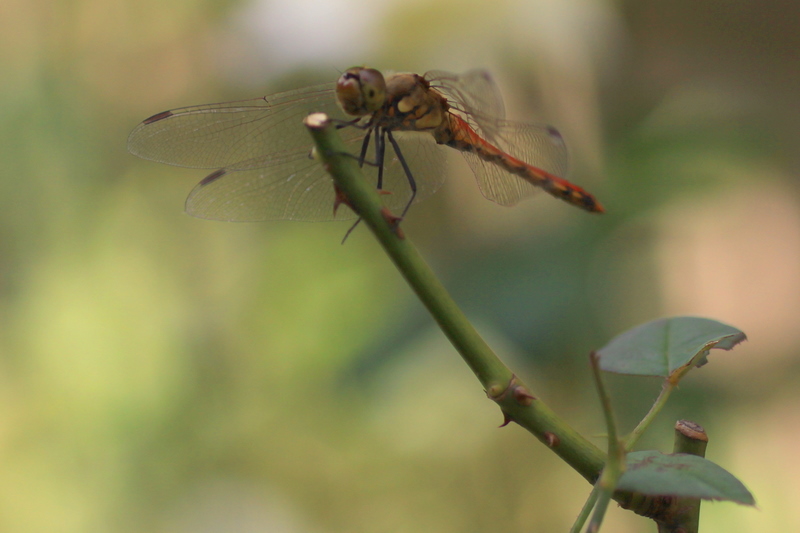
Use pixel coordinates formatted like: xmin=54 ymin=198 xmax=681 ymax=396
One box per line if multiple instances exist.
xmin=2 ymin=0 xmax=798 ymax=531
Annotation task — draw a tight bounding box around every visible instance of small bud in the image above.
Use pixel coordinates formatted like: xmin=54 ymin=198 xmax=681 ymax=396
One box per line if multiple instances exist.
xmin=486 ymin=383 xmax=506 ymax=400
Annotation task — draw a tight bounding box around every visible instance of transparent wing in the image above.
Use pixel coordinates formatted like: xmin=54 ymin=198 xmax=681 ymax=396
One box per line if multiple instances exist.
xmin=426 ymin=69 xmax=570 ymax=207
xmin=130 ymin=78 xmax=449 ymax=222
xmin=425 ymin=69 xmax=505 ymax=120
xmin=184 ymin=129 xmax=448 ymax=222
xmin=127 ymin=83 xmax=345 ymax=170
xmin=425 ymin=69 xmax=506 ymax=144
xmin=185 ymin=150 xmax=351 ymax=222
xmin=459 ymin=119 xmax=569 ymax=206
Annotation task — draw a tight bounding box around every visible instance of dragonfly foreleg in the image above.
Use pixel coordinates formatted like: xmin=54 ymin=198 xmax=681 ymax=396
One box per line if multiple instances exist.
xmin=331 ymin=117 xmax=364 ymax=130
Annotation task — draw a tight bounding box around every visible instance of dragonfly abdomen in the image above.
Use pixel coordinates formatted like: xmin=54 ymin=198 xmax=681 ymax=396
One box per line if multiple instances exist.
xmin=436 ymin=114 xmax=603 ymax=213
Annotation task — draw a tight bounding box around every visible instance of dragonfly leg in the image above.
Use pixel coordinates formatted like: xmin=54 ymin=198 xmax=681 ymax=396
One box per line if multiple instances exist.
xmin=331 ymin=124 xmax=404 ymax=240
xmin=324 ymin=127 xmax=381 ymax=168
xmin=341 ymin=218 xmax=363 ymax=244
xmin=331 ymin=117 xmax=371 ymax=135
xmin=337 ymin=128 xmax=375 ymax=241
xmin=333 ymin=151 xmax=381 ymax=168
xmin=358 ymin=129 xmax=372 ymax=166
xmin=346 ymin=127 xmax=376 ymax=235
xmin=386 ymin=130 xmax=416 ymax=218
xmin=339 ymin=127 xmax=405 ymax=241
xmin=330 ymin=117 xmax=365 ymax=130
xmin=375 ymin=126 xmax=386 ymax=191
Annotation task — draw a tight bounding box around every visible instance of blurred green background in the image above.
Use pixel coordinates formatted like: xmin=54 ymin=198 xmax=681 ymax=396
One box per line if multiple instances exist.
xmin=2 ymin=0 xmax=798 ymax=531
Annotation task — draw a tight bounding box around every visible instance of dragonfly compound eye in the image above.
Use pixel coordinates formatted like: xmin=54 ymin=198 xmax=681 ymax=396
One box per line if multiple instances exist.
xmin=336 ymin=67 xmax=386 ymax=116
xmin=356 ymin=68 xmax=386 ymax=112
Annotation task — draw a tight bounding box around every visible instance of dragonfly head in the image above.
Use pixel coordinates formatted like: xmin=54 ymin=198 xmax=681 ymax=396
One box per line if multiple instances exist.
xmin=336 ymin=67 xmax=387 ymax=117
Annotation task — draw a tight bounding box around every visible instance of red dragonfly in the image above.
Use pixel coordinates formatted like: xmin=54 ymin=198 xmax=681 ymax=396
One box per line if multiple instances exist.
xmin=128 ymin=67 xmax=603 ymax=221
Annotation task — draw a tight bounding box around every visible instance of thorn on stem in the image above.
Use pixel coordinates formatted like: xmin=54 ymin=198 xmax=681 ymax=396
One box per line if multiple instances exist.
xmin=333 ymin=183 xmax=354 ymax=217
xmin=544 ymin=432 xmax=560 ymax=448
xmin=380 ymin=207 xmax=405 ymax=239
xmin=512 ymin=385 xmax=535 ymax=406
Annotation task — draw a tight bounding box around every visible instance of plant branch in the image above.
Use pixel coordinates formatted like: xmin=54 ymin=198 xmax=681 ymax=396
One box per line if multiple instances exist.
xmin=304 ymin=114 xmax=606 ymax=483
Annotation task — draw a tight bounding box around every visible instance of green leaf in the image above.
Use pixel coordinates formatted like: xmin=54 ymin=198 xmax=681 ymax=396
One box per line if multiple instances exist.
xmin=618 ymin=450 xmax=755 ymax=505
xmin=596 ymin=316 xmax=746 ymax=377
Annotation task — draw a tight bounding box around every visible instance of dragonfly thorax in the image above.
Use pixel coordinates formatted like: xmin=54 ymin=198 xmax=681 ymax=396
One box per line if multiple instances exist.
xmin=380 ymin=73 xmax=449 ymax=132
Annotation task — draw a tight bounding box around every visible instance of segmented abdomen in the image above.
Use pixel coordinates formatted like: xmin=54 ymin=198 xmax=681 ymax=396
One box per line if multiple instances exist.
xmin=437 ymin=114 xmax=604 ymax=213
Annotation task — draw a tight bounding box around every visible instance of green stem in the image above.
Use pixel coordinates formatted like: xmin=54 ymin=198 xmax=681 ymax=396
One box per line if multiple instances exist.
xmin=570 ymin=486 xmax=600 ymax=533
xmin=625 ymin=380 xmax=676 ymax=451
xmin=585 ymin=352 xmax=626 ymax=532
xmin=304 ymin=114 xmax=606 ymax=483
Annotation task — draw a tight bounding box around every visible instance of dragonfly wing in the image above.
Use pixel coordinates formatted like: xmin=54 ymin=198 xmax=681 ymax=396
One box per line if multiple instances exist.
xmin=127 ymin=84 xmax=343 ymax=169
xmin=185 ymin=149 xmax=356 ymax=222
xmin=460 ymin=150 xmax=537 ymax=206
xmin=461 ymin=119 xmax=569 ymax=206
xmin=184 ymin=131 xmax=448 ymax=221
xmin=425 ymin=69 xmax=505 ymax=120
xmin=425 ymin=69 xmax=506 ymax=144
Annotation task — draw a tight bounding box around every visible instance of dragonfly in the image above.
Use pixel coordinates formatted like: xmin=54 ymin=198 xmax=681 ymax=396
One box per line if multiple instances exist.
xmin=128 ymin=67 xmax=603 ymax=222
